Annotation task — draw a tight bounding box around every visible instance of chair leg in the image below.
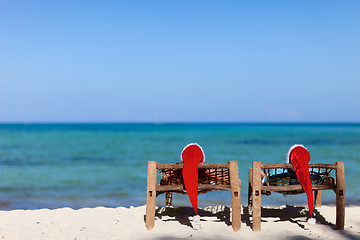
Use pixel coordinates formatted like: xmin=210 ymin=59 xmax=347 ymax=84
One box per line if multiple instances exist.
xmin=315 ymin=190 xmax=322 ymax=207
xmin=336 ymin=162 xmax=345 ymax=230
xmin=252 ymin=161 xmax=262 ymax=231
xmin=229 ymin=160 xmax=241 ymax=232
xmin=146 ymin=161 xmax=157 ymax=230
xmin=165 ymin=192 xmax=173 ymax=207
xmin=248 ymin=168 xmax=253 ymax=207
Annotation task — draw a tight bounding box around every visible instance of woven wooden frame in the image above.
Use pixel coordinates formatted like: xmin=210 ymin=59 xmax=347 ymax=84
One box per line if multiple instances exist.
xmin=146 ymin=161 xmax=241 ymax=231
xmin=261 ymin=163 xmax=336 ymax=195
xmin=157 ymin=162 xmax=231 ymax=195
xmin=248 ymin=162 xmax=345 ymax=231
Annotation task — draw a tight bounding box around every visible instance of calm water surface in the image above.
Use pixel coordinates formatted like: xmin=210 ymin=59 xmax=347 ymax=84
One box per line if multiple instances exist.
xmin=0 ymin=123 xmax=359 ymax=210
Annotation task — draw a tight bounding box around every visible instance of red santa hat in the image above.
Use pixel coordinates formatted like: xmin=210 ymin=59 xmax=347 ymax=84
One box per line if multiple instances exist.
xmin=180 ymin=143 xmax=205 ymax=221
xmin=286 ymin=144 xmax=315 ymax=223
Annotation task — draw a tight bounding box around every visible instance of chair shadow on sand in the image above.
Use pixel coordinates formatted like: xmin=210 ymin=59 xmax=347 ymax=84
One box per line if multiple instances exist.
xmin=255 ymin=205 xmax=359 ymax=240
xmin=145 ymin=205 xmax=359 ymax=240
xmin=154 ymin=205 xmax=232 ymax=229
xmin=255 ymin=205 xmax=324 ymax=230
xmin=150 ymin=205 xmax=335 ymax=230
xmin=152 ymin=205 xmax=339 ymax=229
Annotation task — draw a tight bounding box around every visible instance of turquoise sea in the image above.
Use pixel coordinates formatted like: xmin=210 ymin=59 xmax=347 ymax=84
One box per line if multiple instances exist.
xmin=0 ymin=123 xmax=359 ymax=210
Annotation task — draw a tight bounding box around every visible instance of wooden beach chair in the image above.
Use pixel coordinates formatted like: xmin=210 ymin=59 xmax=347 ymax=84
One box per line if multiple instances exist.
xmin=248 ymin=162 xmax=345 ymax=231
xmin=145 ymin=160 xmax=242 ymax=231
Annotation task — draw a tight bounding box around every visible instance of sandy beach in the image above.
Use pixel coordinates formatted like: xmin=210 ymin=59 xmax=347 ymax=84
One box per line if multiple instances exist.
xmin=0 ymin=204 xmax=359 ymax=240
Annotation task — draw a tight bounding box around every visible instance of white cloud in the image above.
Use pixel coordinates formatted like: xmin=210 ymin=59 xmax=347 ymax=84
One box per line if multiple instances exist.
xmin=265 ymin=108 xmax=302 ymax=120
xmin=285 ymin=109 xmax=302 ymax=119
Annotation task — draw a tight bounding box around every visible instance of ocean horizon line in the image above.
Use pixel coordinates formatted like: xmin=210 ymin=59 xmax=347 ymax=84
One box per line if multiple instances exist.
xmin=1 ymin=121 xmax=360 ymax=125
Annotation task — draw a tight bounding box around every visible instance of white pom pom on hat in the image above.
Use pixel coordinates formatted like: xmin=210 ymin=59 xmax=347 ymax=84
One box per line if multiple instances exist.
xmin=308 ymin=218 xmax=316 ymax=225
xmin=193 ymin=214 xmax=200 ymax=222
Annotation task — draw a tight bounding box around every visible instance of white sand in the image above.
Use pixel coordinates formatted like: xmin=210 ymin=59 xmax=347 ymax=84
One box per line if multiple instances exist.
xmin=0 ymin=205 xmax=359 ymax=240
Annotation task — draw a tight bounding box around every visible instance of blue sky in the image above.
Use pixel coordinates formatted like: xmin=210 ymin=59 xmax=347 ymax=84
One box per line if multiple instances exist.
xmin=1 ymin=1 xmax=359 ymax=123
